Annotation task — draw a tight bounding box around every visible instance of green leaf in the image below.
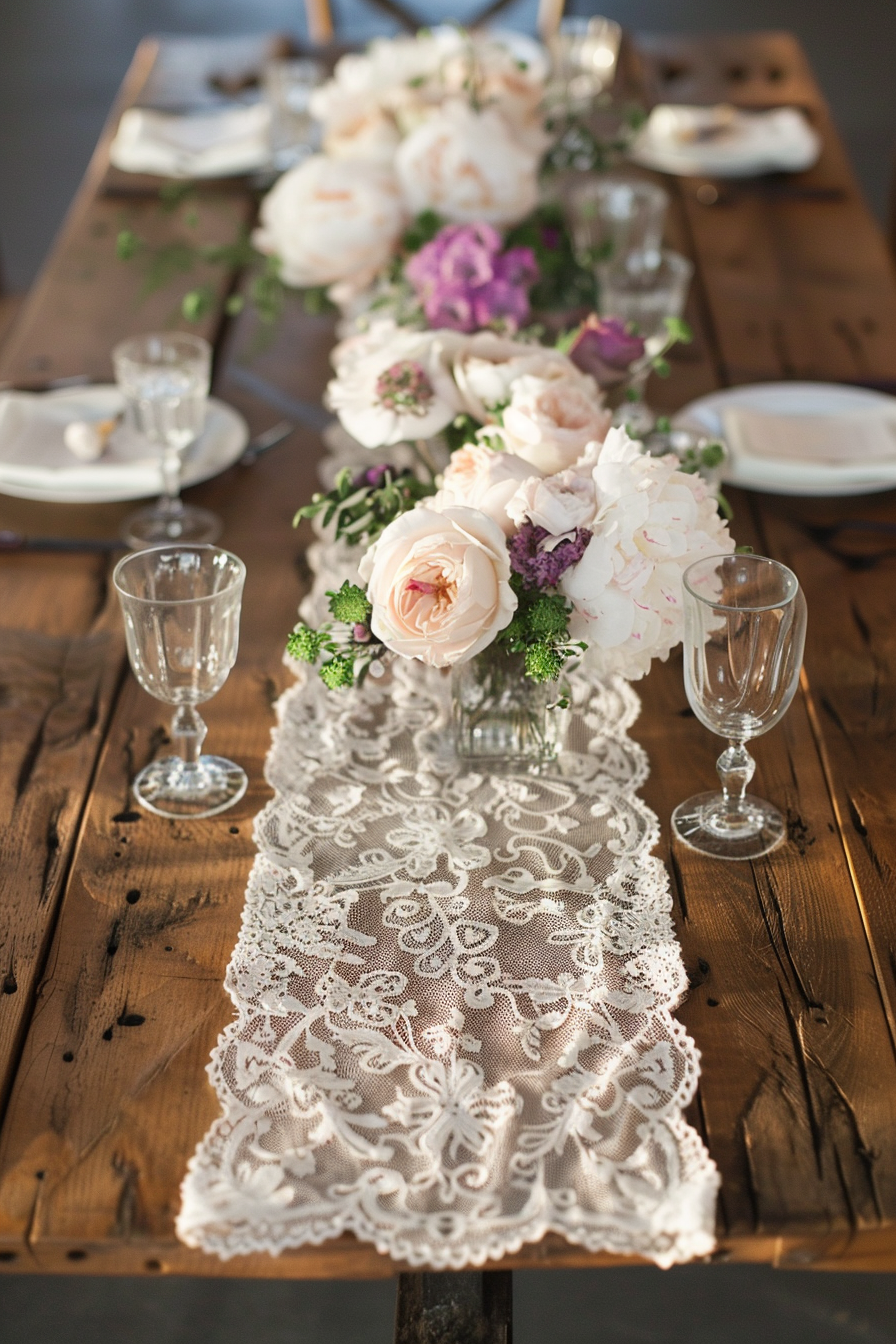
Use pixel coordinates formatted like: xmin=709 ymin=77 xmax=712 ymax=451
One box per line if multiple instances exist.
xmin=663 ymin=316 xmax=693 ymax=344
xmin=181 ymin=285 xmax=214 ymax=322
xmin=116 ymin=229 xmax=142 ymax=261
xmin=524 ymin=643 xmax=565 ymax=683
xmin=699 ymin=441 xmax=726 ymax=468
xmin=652 ymin=357 xmax=671 ymax=379
xmin=225 ymin=293 xmax=245 ymax=316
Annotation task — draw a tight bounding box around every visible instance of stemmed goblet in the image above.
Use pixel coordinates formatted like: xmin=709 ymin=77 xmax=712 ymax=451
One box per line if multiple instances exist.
xmin=114 ymin=332 xmax=221 ymax=549
xmin=672 ymin=553 xmax=807 ymax=860
xmin=114 ymin=544 xmax=248 ymax=819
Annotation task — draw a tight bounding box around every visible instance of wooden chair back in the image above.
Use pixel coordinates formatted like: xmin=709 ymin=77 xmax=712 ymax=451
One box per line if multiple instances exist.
xmin=304 ymin=0 xmax=565 ymax=46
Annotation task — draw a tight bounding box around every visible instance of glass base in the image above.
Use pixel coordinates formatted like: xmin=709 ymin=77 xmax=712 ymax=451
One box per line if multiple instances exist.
xmin=672 ymin=791 xmax=786 ymax=861
xmin=122 ymin=504 xmax=222 ymax=550
xmin=133 ymin=754 xmax=247 ymax=819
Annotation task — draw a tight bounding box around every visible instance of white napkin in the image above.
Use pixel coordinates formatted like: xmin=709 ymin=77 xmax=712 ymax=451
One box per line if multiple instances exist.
xmin=0 ymin=392 xmax=163 ymax=494
xmin=109 ymin=104 xmax=271 ymax=178
xmin=720 ymin=404 xmax=896 ymax=485
xmin=629 ymin=103 xmax=821 ymax=177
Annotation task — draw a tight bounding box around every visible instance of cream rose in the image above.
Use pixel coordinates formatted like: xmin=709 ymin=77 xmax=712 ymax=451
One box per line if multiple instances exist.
xmin=252 ymin=155 xmax=405 ymax=292
xmin=500 ymin=374 xmax=612 ymax=474
xmin=327 ymin=325 xmax=466 ymax=447
xmin=506 ymin=469 xmax=596 ymax=536
xmin=395 ymin=101 xmax=540 ymax=227
xmin=434 ymin=443 xmax=537 ymax=536
xmin=322 ymin=103 xmax=402 ymax=163
xmin=359 ymin=505 xmax=517 ymax=667
xmin=451 ymin=333 xmax=588 ymax=423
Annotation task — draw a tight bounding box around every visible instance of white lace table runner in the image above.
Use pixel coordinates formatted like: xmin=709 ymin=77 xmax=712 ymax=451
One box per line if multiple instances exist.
xmin=177 ymin=654 xmax=718 ymax=1268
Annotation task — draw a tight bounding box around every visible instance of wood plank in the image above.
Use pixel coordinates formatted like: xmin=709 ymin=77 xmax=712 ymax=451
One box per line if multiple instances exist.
xmin=0 ymin=34 xmax=256 ymax=1200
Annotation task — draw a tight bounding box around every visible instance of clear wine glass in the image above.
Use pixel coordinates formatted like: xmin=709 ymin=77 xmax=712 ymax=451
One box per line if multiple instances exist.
xmin=567 ymin=175 xmax=669 ymax=272
xmin=113 ymin=544 xmax=248 ymax=819
xmin=113 ymin=332 xmax=221 ymax=549
xmin=672 ymin=553 xmax=807 ymax=860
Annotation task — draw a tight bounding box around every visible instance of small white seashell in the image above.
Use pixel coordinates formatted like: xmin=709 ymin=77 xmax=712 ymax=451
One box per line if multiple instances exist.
xmin=63 ymin=416 xmax=118 ymax=461
xmin=64 ymin=420 xmax=104 ymax=461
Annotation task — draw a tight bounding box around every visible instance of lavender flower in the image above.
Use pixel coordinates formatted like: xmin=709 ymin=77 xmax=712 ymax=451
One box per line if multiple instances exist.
xmin=568 ymin=316 xmax=647 ymax=386
xmin=351 ymin=463 xmax=407 ymax=490
xmin=508 ymin=523 xmax=592 ymax=590
xmin=405 ymin=222 xmax=539 ymax=334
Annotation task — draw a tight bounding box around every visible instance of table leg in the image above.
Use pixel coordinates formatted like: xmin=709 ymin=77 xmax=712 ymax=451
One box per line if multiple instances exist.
xmin=394 ymin=1270 xmax=513 ymax=1344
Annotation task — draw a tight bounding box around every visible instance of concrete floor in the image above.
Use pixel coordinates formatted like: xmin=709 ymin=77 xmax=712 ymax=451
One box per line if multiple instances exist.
xmin=1 ymin=1 xmax=896 ymax=1338
xmin=0 ymin=1264 xmax=895 ymax=1343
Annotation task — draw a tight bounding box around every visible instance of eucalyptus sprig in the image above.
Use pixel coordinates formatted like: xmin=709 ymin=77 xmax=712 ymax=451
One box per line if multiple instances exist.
xmin=293 ymin=465 xmax=437 ymax=546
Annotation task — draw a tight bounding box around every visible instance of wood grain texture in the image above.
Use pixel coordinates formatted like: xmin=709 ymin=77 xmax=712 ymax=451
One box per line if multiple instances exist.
xmin=0 ymin=29 xmax=896 ymax=1279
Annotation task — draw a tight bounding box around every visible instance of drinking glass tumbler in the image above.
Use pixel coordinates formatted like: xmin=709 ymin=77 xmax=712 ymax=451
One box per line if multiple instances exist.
xmin=548 ymin=16 xmax=622 ymax=108
xmin=568 ymin=176 xmax=669 ymax=270
xmin=672 ymin=553 xmax=807 ymax=860
xmin=114 ymin=545 xmax=248 ymax=819
xmin=113 ymin=332 xmax=220 ymax=550
xmin=264 ymin=58 xmax=324 ymax=171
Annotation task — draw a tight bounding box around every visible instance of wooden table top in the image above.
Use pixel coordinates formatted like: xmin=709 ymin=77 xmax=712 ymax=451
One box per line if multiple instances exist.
xmin=0 ymin=29 xmax=895 ymax=1280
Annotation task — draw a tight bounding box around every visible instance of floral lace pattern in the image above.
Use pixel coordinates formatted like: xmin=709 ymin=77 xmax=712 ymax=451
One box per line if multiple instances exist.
xmin=177 ymin=650 xmax=718 ymax=1268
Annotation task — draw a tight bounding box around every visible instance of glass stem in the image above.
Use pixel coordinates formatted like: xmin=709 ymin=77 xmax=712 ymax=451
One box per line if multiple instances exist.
xmin=716 ymin=740 xmax=755 ymax=826
xmin=172 ymin=705 xmax=207 ymax=767
xmin=160 ymin=447 xmax=185 ymax=517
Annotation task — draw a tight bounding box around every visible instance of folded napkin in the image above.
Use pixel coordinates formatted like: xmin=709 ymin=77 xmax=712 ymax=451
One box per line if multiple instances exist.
xmin=630 ymin=103 xmax=821 ymax=177
xmin=721 ymin=404 xmax=896 ymax=470
xmin=0 ymin=392 xmax=164 ymax=494
xmin=109 ymin=103 xmax=271 ymax=178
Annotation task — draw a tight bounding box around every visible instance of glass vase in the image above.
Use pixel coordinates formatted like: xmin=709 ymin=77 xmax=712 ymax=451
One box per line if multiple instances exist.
xmin=451 ymin=650 xmax=569 ymax=767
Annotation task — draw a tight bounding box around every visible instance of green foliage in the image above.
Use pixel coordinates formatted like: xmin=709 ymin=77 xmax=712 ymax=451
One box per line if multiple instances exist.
xmin=443 ymin=413 xmax=481 ymax=455
xmin=401 ymin=210 xmax=445 ymax=255
xmin=116 ymin=229 xmax=142 ymax=260
xmin=286 ymin=623 xmax=327 ymax=664
xmin=505 ymin=203 xmax=598 ymax=314
xmin=498 ymin=578 xmax=584 ymax=684
xmin=327 ymin=582 xmax=372 ymax=624
xmin=524 ymin=642 xmax=565 ymax=683
xmin=294 ymin=465 xmax=437 ymax=547
xmin=303 ymin=285 xmax=337 ymax=316
xmin=319 ymin=654 xmax=356 ymax=689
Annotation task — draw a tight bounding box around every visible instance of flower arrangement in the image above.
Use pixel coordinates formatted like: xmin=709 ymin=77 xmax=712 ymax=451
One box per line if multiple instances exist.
xmin=291 ymin=346 xmax=730 ymax=688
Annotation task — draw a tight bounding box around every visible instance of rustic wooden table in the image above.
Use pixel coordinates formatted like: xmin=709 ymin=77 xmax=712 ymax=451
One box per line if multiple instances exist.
xmin=0 ymin=25 xmax=895 ymax=1343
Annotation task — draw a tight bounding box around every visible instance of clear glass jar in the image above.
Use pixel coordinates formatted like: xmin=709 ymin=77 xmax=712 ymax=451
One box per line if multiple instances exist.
xmin=451 ymin=650 xmax=570 ymax=767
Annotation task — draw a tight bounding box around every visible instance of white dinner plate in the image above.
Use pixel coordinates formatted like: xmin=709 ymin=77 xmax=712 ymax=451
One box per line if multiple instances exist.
xmin=673 ymin=382 xmax=896 ymax=497
xmin=0 ymin=385 xmax=248 ymax=503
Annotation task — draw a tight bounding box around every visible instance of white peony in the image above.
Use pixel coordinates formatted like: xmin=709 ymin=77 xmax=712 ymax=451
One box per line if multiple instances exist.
xmin=321 ymin=103 xmax=402 ymax=163
xmin=434 ymin=443 xmax=537 ymax=536
xmin=252 ymin=154 xmax=405 ymax=292
xmin=395 ymin=100 xmax=540 ymax=227
xmin=326 ymin=324 xmax=466 ymax=447
xmin=560 ymin=428 xmax=735 ymax=679
xmin=359 ymin=504 xmax=516 ymax=667
xmin=499 ymin=373 xmax=612 ymax=474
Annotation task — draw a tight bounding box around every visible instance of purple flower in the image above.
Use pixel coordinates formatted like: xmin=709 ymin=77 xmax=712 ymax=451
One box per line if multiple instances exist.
xmin=405 ymin=222 xmax=539 ymax=334
xmin=351 ymin=463 xmax=407 ymax=490
xmin=508 ymin=523 xmax=592 ymax=589
xmin=568 ymin=316 xmax=647 ymax=386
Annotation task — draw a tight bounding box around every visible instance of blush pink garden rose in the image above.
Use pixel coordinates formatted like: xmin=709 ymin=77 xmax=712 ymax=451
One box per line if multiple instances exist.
xmin=505 ymin=469 xmax=596 ymax=536
xmin=498 ymin=373 xmax=612 ymax=474
xmin=395 ymin=101 xmax=540 ymax=227
xmin=451 ymin=333 xmax=591 ymax=423
xmin=253 ymin=155 xmax=406 ymax=294
xmin=358 ymin=505 xmax=517 ymax=667
xmin=560 ymin=428 xmax=735 ymax=678
xmin=434 ymin=443 xmax=537 ymax=536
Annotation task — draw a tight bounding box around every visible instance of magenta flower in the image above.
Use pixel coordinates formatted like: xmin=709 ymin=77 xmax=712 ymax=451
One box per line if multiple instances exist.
xmin=405 ymin=222 xmax=539 ymax=334
xmin=568 ymin=316 xmax=647 ymax=386
xmin=508 ymin=523 xmax=592 ymax=590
